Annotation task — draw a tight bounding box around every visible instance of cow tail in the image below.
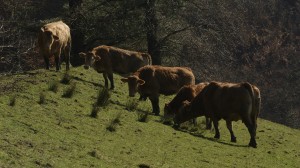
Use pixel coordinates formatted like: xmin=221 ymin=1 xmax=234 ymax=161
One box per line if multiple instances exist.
xmin=242 ymin=82 xmax=256 ymax=126
xmin=146 ymin=53 xmax=152 ymax=65
xmin=254 ymin=87 xmax=261 ymax=125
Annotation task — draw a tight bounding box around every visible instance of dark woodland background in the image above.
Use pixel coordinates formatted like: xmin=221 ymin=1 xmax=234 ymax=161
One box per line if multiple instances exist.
xmin=0 ymin=0 xmax=299 ymax=128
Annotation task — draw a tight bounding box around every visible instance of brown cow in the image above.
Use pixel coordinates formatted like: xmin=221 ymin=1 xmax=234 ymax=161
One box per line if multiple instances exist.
xmin=164 ymin=82 xmax=212 ymax=128
xmin=174 ymin=82 xmax=261 ymax=148
xmin=38 ymin=21 xmax=71 ymax=71
xmin=121 ymin=65 xmax=195 ymax=115
xmin=79 ymin=45 xmax=151 ymax=89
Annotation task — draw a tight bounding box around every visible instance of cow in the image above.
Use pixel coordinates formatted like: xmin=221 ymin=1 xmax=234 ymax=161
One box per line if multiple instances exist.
xmin=38 ymin=21 xmax=71 ymax=71
xmin=174 ymin=82 xmax=261 ymax=148
xmin=121 ymin=65 xmax=195 ymax=115
xmin=79 ymin=45 xmax=152 ymax=90
xmin=164 ymin=82 xmax=212 ymax=129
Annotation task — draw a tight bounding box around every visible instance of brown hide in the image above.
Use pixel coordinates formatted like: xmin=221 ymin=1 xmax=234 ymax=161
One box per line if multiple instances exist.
xmin=175 ymin=81 xmax=261 ymax=148
xmin=38 ymin=21 xmax=71 ymax=71
xmin=164 ymin=82 xmax=208 ymax=117
xmin=122 ymin=65 xmax=195 ymax=115
xmin=164 ymin=82 xmax=211 ymax=128
xmin=80 ymin=45 xmax=151 ymax=89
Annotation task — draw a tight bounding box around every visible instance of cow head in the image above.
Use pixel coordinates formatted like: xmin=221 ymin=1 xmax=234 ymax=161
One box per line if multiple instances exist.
xmin=174 ymin=100 xmax=192 ymax=125
xmin=164 ymin=103 xmax=175 ymax=119
xmin=79 ymin=52 xmax=100 ymax=69
xmin=121 ymin=75 xmax=145 ymax=97
xmin=40 ymin=27 xmax=59 ymax=51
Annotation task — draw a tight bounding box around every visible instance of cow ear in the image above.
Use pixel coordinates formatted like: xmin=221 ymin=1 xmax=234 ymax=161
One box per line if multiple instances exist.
xmin=53 ymin=35 xmax=59 ymax=41
xmin=121 ymin=78 xmax=128 ymax=83
xmin=94 ymin=56 xmax=101 ymax=61
xmin=138 ymin=79 xmax=145 ymax=85
xmin=79 ymin=52 xmax=86 ymax=58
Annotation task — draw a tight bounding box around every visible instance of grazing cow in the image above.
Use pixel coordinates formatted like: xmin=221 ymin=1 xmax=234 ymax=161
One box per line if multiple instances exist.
xmin=121 ymin=65 xmax=195 ymax=115
xmin=79 ymin=45 xmax=151 ymax=89
xmin=38 ymin=21 xmax=71 ymax=71
xmin=174 ymin=82 xmax=261 ymax=148
xmin=164 ymin=82 xmax=212 ymax=128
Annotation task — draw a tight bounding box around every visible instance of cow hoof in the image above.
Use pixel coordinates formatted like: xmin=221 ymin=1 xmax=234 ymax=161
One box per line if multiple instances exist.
xmin=173 ymin=124 xmax=180 ymax=130
xmin=214 ymin=134 xmax=220 ymax=139
xmin=231 ymin=137 xmax=237 ymax=143
xmin=249 ymin=140 xmax=257 ymax=148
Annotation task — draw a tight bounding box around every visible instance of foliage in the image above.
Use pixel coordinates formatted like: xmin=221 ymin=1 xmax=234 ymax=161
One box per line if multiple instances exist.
xmin=0 ymin=0 xmax=299 ymax=129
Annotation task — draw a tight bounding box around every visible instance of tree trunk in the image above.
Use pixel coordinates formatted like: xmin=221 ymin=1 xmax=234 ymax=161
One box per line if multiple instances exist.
xmin=145 ymin=0 xmax=161 ymax=65
xmin=69 ymin=0 xmax=84 ymax=66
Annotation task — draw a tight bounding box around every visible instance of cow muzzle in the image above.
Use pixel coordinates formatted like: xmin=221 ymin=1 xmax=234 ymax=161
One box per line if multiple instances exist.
xmin=84 ymin=65 xmax=90 ymax=69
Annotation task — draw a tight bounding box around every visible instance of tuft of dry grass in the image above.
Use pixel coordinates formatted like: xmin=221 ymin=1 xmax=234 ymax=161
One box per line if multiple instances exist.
xmin=125 ymin=98 xmax=139 ymax=111
xmin=137 ymin=111 xmax=149 ymax=123
xmin=48 ymin=80 xmax=59 ymax=93
xmin=96 ymin=88 xmax=110 ymax=107
xmin=60 ymin=72 xmax=72 ymax=84
xmin=106 ymin=113 xmax=121 ymax=132
xmin=62 ymin=83 xmax=76 ymax=98
xmin=38 ymin=92 xmax=46 ymax=104
xmin=90 ymin=104 xmax=100 ymax=118
xmin=9 ymin=95 xmax=16 ymax=106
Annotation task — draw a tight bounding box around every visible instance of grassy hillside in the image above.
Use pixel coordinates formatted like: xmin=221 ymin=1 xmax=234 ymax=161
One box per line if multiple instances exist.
xmin=0 ymin=67 xmax=299 ymax=168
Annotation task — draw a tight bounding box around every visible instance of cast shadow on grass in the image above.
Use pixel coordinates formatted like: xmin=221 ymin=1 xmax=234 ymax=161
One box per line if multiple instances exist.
xmin=174 ymin=127 xmax=248 ymax=148
xmin=109 ymin=100 xmax=151 ymax=114
xmin=72 ymin=76 xmax=102 ymax=87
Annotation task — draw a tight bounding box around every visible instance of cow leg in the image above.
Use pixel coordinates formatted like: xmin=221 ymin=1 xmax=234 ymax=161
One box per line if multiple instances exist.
xmin=108 ymin=72 xmax=114 ymax=90
xmin=246 ymin=123 xmax=257 ymax=148
xmin=54 ymin=52 xmax=61 ymax=71
xmin=44 ymin=56 xmax=50 ymax=70
xmin=245 ymin=122 xmax=257 ymax=148
xmin=103 ymin=73 xmax=109 ymax=88
xmin=205 ymin=117 xmax=212 ymax=130
xmin=192 ymin=118 xmax=197 ymax=126
xmin=139 ymin=95 xmax=147 ymax=101
xmin=149 ymin=96 xmax=160 ymax=116
xmin=242 ymin=115 xmax=257 ymax=148
xmin=226 ymin=120 xmax=237 ymax=142
xmin=213 ymin=120 xmax=220 ymax=139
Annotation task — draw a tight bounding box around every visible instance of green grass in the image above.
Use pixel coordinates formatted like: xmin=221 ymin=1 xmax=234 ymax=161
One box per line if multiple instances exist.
xmin=0 ymin=67 xmax=299 ymax=168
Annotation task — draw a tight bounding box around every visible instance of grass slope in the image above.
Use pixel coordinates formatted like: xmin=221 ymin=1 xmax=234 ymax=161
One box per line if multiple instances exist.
xmin=0 ymin=67 xmax=299 ymax=168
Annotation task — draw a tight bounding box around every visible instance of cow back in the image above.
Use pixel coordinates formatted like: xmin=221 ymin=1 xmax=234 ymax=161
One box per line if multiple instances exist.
xmin=38 ymin=21 xmax=71 ymax=55
xmin=95 ymin=45 xmax=151 ymax=74
xmin=138 ymin=65 xmax=195 ymax=95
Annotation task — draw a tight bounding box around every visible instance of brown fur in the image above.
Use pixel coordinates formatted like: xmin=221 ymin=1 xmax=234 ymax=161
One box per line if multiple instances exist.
xmin=121 ymin=65 xmax=195 ymax=115
xmin=38 ymin=21 xmax=71 ymax=71
xmin=175 ymin=81 xmax=261 ymax=148
xmin=164 ymin=82 xmax=211 ymax=128
xmin=79 ymin=45 xmax=152 ymax=89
